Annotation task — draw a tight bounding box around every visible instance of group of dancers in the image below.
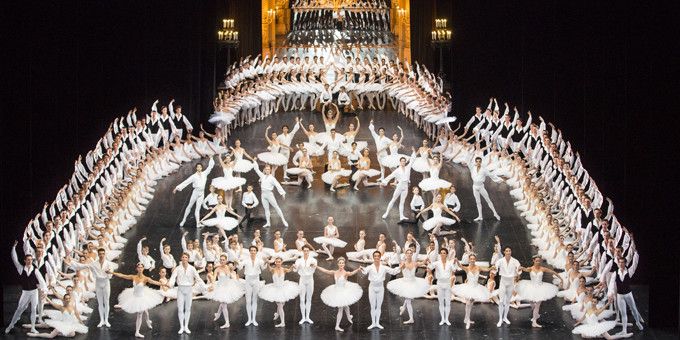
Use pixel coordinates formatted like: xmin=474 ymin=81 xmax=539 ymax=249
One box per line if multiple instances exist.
xmin=7 ymin=93 xmax=643 ymax=339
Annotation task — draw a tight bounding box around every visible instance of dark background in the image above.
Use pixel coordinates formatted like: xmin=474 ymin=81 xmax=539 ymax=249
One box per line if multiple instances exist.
xmin=2 ymin=0 xmax=677 ymax=329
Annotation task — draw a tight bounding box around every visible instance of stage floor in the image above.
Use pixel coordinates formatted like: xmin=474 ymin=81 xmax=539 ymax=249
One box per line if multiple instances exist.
xmin=2 ymin=110 xmax=667 ymax=339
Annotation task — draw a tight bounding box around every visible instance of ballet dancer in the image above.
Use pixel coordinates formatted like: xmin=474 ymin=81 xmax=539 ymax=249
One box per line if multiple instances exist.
xmin=317 ymin=257 xmax=363 ymax=331
xmin=26 ymin=294 xmax=87 ymax=338
xmin=276 ymin=117 xmax=301 ymax=179
xmin=494 ymin=247 xmax=521 ymax=327
xmin=257 ymin=126 xmax=291 ymax=176
xmin=65 ymin=247 xmax=115 ymax=328
xmin=387 ymin=248 xmax=430 ymax=324
xmin=360 ymin=251 xmax=401 ymax=330
xmin=351 ymin=148 xmax=381 ymax=190
xmin=173 ymin=156 xmax=216 ymax=227
xmin=452 ymin=254 xmax=494 ymax=329
xmin=427 ymin=248 xmax=459 ymax=326
xmin=608 ymin=256 xmax=644 ymax=335
xmin=168 ymin=253 xmax=206 ymax=334
xmin=293 ymin=245 xmax=318 ymax=324
xmin=159 ymin=238 xmax=177 ymax=271
xmin=469 ymin=155 xmax=501 ymax=221
xmin=252 ymin=161 xmax=288 ymax=227
xmin=137 ymin=237 xmax=156 ymax=271
xmin=239 ymin=184 xmax=260 ymax=227
xmin=417 ymin=194 xmax=460 ymax=236
xmin=6 ymin=241 xmax=48 ymax=334
xmin=259 ymin=257 xmax=299 ymax=328
xmin=111 ymin=263 xmax=165 ymax=338
xmin=381 ymin=148 xmax=417 ymax=221
xmin=205 ymin=256 xmax=244 ymax=328
xmin=313 ymin=216 xmax=348 ymax=260
xmin=368 ymin=119 xmax=391 ymax=179
xmin=239 ymin=246 xmax=268 ymax=326
xmin=283 ymin=147 xmax=314 ymax=188
xmin=517 ymin=256 xmax=563 ymax=328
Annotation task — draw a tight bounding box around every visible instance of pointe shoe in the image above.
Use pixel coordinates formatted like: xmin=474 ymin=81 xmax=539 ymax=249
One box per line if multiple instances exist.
xmin=283 ymin=220 xmax=289 ymax=227
xmin=445 ymin=320 xmax=451 ymax=326
xmin=399 ymin=216 xmax=407 ymax=221
xmin=382 ymin=213 xmax=388 ymax=219
xmin=245 ymin=320 xmax=253 ymax=326
xmin=307 ymin=183 xmax=312 ymax=189
xmin=532 ymin=321 xmax=542 ymax=328
xmin=474 ymin=216 xmax=483 ymax=221
xmin=275 ymin=322 xmax=285 ymax=328
xmin=503 ymin=318 xmax=511 ymax=325
xmin=179 ymin=220 xmax=186 ymax=227
xmin=147 ymin=319 xmax=153 ymax=329
xmin=348 ymin=315 xmax=353 ymax=324
xmin=252 ymin=321 xmax=259 ymax=327
xmin=29 ymin=328 xmax=37 ymax=334
xmin=335 ymin=326 xmax=344 ymax=332
xmin=299 ymin=319 xmax=305 ymax=325
xmin=496 ymin=320 xmax=503 ymax=327
xmin=399 ymin=306 xmax=405 ymax=315
xmin=494 ymin=214 xmax=501 ymax=220
xmin=403 ymin=319 xmax=414 ymax=324
xmin=5 ymin=326 xmax=11 ymax=334
xmin=376 ymin=324 xmax=384 ymax=329
xmin=636 ymin=322 xmax=644 ymax=330
xmin=262 ymin=223 xmax=271 ymax=228
xmin=135 ymin=332 xmax=145 ymax=338
xmin=330 ymin=187 xmax=336 ymax=192
xmin=178 ymin=327 xmax=184 ymax=334
xmin=220 ymin=323 xmax=230 ymax=329
xmin=465 ymin=321 xmax=470 ymax=329
xmin=307 ymin=318 xmax=314 ymax=324
xmin=184 ymin=328 xmax=191 ymax=334
xmin=367 ymin=324 xmax=375 ymax=330
xmin=214 ymin=312 xmax=221 ymax=321
xmin=105 ymin=321 xmax=111 ymax=327
xmin=273 ymin=312 xmax=279 ymax=320
xmin=97 ymin=322 xmax=105 ymax=328
xmin=439 ymin=320 xmax=445 ymax=326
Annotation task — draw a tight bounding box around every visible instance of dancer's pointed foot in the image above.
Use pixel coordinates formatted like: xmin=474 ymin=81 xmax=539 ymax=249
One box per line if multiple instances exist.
xmin=275 ymin=322 xmax=285 ymax=328
xmin=135 ymin=332 xmax=145 ymax=338
xmin=474 ymin=216 xmax=483 ymax=221
xmin=399 ymin=306 xmax=405 ymax=315
xmin=503 ymin=318 xmax=511 ymax=325
xmin=335 ymin=326 xmax=344 ymax=331
xmin=403 ymin=319 xmax=414 ymax=324
xmin=220 ymin=322 xmax=230 ymax=329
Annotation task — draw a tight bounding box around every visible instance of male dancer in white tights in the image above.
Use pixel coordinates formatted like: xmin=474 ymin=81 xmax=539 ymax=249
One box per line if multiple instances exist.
xmin=368 ymin=120 xmax=391 ymax=180
xmin=294 ymin=246 xmax=317 ymax=324
xmin=168 ymin=253 xmax=204 ymax=334
xmin=427 ymin=248 xmax=459 ymax=326
xmin=239 ymin=246 xmax=267 ymax=326
xmin=173 ymin=156 xmax=215 ymax=226
xmin=5 ymin=242 xmax=47 ymax=334
xmin=66 ymin=248 xmax=115 ymax=328
xmin=252 ymin=161 xmax=288 ymax=227
xmin=381 ymin=150 xmax=416 ymax=221
xmin=361 ymin=251 xmax=401 ymax=329
xmin=494 ymin=247 xmax=521 ymax=327
xmin=469 ymin=156 xmax=501 ymax=221
xmin=608 ymin=256 xmax=643 ymax=335
xmin=276 ymin=117 xmax=300 ymax=180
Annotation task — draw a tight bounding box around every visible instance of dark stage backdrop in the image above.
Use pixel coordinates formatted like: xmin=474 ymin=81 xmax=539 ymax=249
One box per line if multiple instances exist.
xmin=2 ymin=0 xmax=677 ymax=328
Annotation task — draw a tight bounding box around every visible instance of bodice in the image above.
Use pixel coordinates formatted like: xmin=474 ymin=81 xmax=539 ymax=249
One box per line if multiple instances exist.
xmin=270 ymin=144 xmax=281 ymax=153
xmin=466 ymin=270 xmax=480 ymax=283
xmin=354 ymin=239 xmax=366 ymax=251
xmin=431 ymin=206 xmax=443 ymax=218
xmin=222 ymin=166 xmax=234 ymax=178
xmin=334 ymin=274 xmax=347 ymax=287
xmin=325 ymin=225 xmax=338 ymax=237
xmin=402 ymin=266 xmax=416 ymax=279
xmin=132 ymin=282 xmax=145 ymax=296
xmin=388 ymin=143 xmax=399 ymax=154
xmin=530 ymin=270 xmax=544 ymax=284
xmin=429 ymin=166 xmax=440 ymax=178
xmin=272 ymin=273 xmax=285 ymax=286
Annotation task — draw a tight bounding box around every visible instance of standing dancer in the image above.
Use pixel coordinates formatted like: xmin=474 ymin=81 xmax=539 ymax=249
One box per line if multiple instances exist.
xmin=173 ymin=157 xmax=215 ymax=227
xmin=427 ymin=248 xmax=459 ymax=326
xmin=387 ymin=248 xmax=430 ymax=324
xmin=168 ymin=253 xmax=205 ymax=334
xmin=259 ymin=257 xmax=300 ymax=328
xmin=452 ymin=254 xmax=493 ymax=329
xmin=360 ymin=251 xmax=401 ymax=330
xmin=608 ymin=256 xmax=644 ymax=335
xmin=368 ymin=119 xmax=391 ymax=180
xmin=252 ymin=161 xmax=288 ymax=227
xmin=494 ymin=247 xmax=521 ymax=327
xmin=112 ymin=263 xmax=165 ymax=338
xmin=380 ymin=148 xmax=417 ymax=221
xmin=313 ymin=216 xmax=348 ymax=260
xmin=239 ymin=246 xmax=267 ymax=326
xmin=317 ymin=257 xmax=363 ymax=332
xmin=65 ymin=248 xmax=115 ymax=328
xmin=468 ymin=155 xmax=501 ymax=221
xmin=293 ymin=246 xmax=318 ymax=325
xmin=276 ymin=117 xmax=300 ymax=179
xmin=351 ymin=148 xmax=381 ymax=190
xmin=5 ymin=242 xmax=48 ymax=334
xmin=516 ymin=256 xmax=563 ymax=328
xmin=205 ymin=256 xmax=244 ymax=329
xmin=257 ymin=126 xmax=291 ymax=176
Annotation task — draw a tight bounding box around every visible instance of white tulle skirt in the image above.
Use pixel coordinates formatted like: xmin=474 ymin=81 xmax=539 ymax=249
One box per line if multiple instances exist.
xmin=322 ymin=169 xmax=351 ymax=184
xmin=258 ymin=281 xmax=300 ymax=302
xmin=285 ymin=167 xmax=312 ymax=176
xmin=303 ymin=142 xmax=325 ymax=156
xmin=572 ymin=320 xmax=617 ymax=338
xmin=313 ymin=236 xmax=347 ymax=248
xmin=233 ymin=159 xmax=254 ymax=173
xmin=351 ymin=169 xmax=380 ymax=181
xmin=320 ymin=282 xmax=363 ymax=307
xmin=159 ymin=287 xmax=177 ymax=299
xmin=422 ymin=216 xmax=457 ymax=231
xmin=211 ymin=176 xmax=246 ymax=191
xmin=204 ymin=279 xmax=246 ymax=304
xmin=117 ymin=287 xmax=164 ymax=313
xmin=346 ymin=248 xmax=376 ymax=263
xmin=44 ymin=313 xmax=88 ymax=335
xmin=411 ymin=157 xmax=430 ymax=173
xmin=516 ymin=280 xmax=559 ymax=302
xmin=381 ymin=154 xmax=409 ymax=168
xmin=202 ymin=216 xmax=239 ymax=231
xmin=339 ymin=141 xmax=368 ymax=156
xmin=257 ymin=152 xmax=288 ymax=166
xmin=452 ymin=282 xmax=492 ymax=301
xmin=387 ymin=277 xmax=430 ymax=299
xmin=418 ymin=178 xmax=452 ymax=191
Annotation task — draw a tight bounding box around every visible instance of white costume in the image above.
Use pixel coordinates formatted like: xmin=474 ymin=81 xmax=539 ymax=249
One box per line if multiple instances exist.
xmin=174 ymin=158 xmax=215 ymax=226
xmin=239 ymin=256 xmax=267 ymax=326
xmin=168 ymin=263 xmax=205 ymax=333
xmin=361 ymin=263 xmax=401 ymax=329
xmin=253 ymin=161 xmax=288 ymax=227
xmin=494 ymin=256 xmax=521 ymax=326
xmin=294 ymin=255 xmax=317 ymax=323
xmin=428 ymin=259 xmax=459 ymax=325
xmin=381 ymin=152 xmax=416 ymax=220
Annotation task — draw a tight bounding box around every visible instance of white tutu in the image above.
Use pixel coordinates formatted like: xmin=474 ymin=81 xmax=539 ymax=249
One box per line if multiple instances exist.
xmin=202 ymin=216 xmax=239 ymax=231
xmin=257 ymin=152 xmax=288 ymax=166
xmin=158 ymin=287 xmax=177 ymax=299
xmin=204 ymin=278 xmax=245 ymax=304
xmin=233 ymin=159 xmax=254 ymax=173
xmin=381 ymin=154 xmax=410 ymax=168
xmin=117 ymin=285 xmax=164 ymax=314
xmin=313 ymin=236 xmax=347 ymax=248
xmin=422 ymin=216 xmax=457 ymax=231
xmin=346 ymin=248 xmax=376 ymax=263
xmin=452 ymin=282 xmax=492 ymax=301
xmin=572 ymin=317 xmax=617 ymax=338
xmin=411 ymin=157 xmax=430 ymax=173
xmin=321 ymin=169 xmax=351 ymax=184
xmin=320 ymin=281 xmax=363 ymax=307
xmin=386 ymin=277 xmax=430 ymax=299
xmin=285 ymin=167 xmax=312 ymax=176
xmin=516 ymin=280 xmax=559 ymax=302
xmin=339 ymin=141 xmax=368 ymax=156
xmin=44 ymin=311 xmax=88 ymax=335
xmin=351 ymin=169 xmax=380 ymax=181
xmin=303 ymin=142 xmax=325 ymax=156
xmin=418 ymin=178 xmax=452 ymax=191
xmin=258 ymin=280 xmax=299 ymax=302
xmin=211 ymin=176 xmax=246 ymax=191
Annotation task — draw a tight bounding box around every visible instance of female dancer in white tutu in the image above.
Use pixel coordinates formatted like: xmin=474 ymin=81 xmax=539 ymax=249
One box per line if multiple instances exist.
xmin=322 ymin=151 xmax=352 ymax=191
xmin=257 ymin=126 xmax=291 ymax=176
xmin=321 ymin=102 xmax=342 ymax=132
xmin=411 ymin=139 xmax=433 ymax=178
xmin=417 ymin=194 xmax=460 ymax=236
xmin=418 ymin=154 xmax=452 ymax=198
xmin=283 ymin=147 xmax=314 ymax=188
xmin=258 ymin=257 xmax=299 ymax=328
xmin=300 ymin=121 xmax=326 ymax=157
xmin=452 ymin=254 xmax=494 ymax=329
xmin=198 ymin=194 xmax=240 ymax=238
xmin=230 ymin=139 xmax=255 ymax=178
xmin=380 ymin=126 xmax=408 ymax=169
xmin=112 ymin=263 xmax=165 ymax=338
xmin=313 ymin=216 xmax=347 ymax=260
xmin=27 ymin=294 xmax=87 ymax=338
xmin=316 ymin=257 xmax=363 ymax=331
xmin=573 ymin=301 xmax=631 ymax=339
xmin=517 ymin=256 xmax=563 ymax=328
xmin=387 ymin=248 xmax=430 ymax=324
xmin=351 ymin=148 xmax=381 ymax=190
xmin=341 ymin=117 xmax=368 ymax=154
xmin=346 ymin=229 xmax=375 ymax=263
xmin=212 ymin=154 xmax=246 ymax=209
xmin=205 ymin=255 xmax=244 ymax=329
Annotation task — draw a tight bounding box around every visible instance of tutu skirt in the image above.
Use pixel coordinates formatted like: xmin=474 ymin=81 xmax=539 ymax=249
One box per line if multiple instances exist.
xmin=258 ymin=281 xmax=300 ymax=302
xmin=346 ymin=248 xmax=376 ymax=262
xmin=339 ymin=141 xmax=368 ymax=156
xmin=204 ymin=279 xmax=245 ymax=304
xmin=44 ymin=313 xmax=88 ymax=335
xmin=572 ymin=320 xmax=617 ymax=338
xmin=418 ymin=178 xmax=452 ymax=191
xmin=452 ymin=282 xmax=492 ymax=301
xmin=117 ymin=286 xmax=164 ymax=313
xmin=322 ymin=169 xmax=351 ymax=184
xmin=257 ymin=152 xmax=288 ymax=166
xmin=303 ymin=142 xmax=325 ymax=156
xmin=351 ymin=169 xmax=380 ymax=181
xmin=211 ymin=176 xmax=246 ymax=191
xmin=159 ymin=287 xmax=177 ymax=299
xmin=381 ymin=154 xmax=409 ymax=168
xmin=285 ymin=167 xmax=312 ymax=176
xmin=313 ymin=236 xmax=347 ymax=248
xmin=320 ymin=282 xmax=363 ymax=307
xmin=516 ymin=280 xmax=559 ymax=302
xmin=422 ymin=216 xmax=457 ymax=231
xmin=411 ymin=157 xmax=430 ymax=173
xmin=233 ymin=159 xmax=254 ymax=173
xmin=202 ymin=216 xmax=239 ymax=231
xmin=387 ymin=277 xmax=430 ymax=299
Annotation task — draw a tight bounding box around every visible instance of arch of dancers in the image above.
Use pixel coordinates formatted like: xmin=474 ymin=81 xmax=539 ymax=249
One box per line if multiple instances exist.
xmin=7 ymin=61 xmax=643 ymax=339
